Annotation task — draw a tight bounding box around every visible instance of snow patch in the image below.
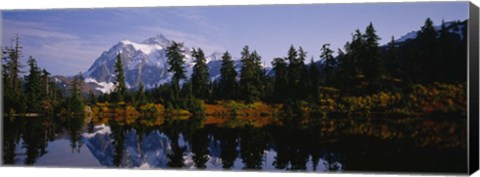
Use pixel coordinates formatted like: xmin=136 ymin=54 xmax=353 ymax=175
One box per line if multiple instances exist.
xmin=85 ymin=77 xmax=115 ymax=93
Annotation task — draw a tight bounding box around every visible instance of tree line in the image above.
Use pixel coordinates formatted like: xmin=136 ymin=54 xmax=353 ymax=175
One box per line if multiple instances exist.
xmin=2 ymin=35 xmax=84 ymax=115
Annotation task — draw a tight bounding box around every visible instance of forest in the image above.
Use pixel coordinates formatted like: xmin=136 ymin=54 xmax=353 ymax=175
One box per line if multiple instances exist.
xmin=2 ymin=18 xmax=467 ymax=123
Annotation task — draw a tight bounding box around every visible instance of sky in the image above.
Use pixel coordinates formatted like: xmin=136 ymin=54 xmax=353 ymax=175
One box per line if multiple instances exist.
xmin=1 ymin=1 xmax=469 ymax=76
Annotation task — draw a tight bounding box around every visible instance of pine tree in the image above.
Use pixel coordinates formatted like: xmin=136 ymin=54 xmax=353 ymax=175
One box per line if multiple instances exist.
xmin=218 ymin=51 xmax=238 ymax=100
xmin=362 ymin=22 xmax=383 ymax=90
xmin=191 ymin=48 xmax=211 ymax=99
xmin=416 ymin=18 xmax=438 ymax=82
xmin=272 ymin=57 xmax=288 ymax=102
xmin=340 ymin=30 xmax=364 ymax=92
xmin=179 ymin=80 xmax=193 ymax=109
xmin=25 ymin=56 xmax=42 ymax=112
xmin=41 ymin=69 xmax=50 ymax=97
xmin=67 ymin=72 xmax=85 ymax=113
xmin=438 ymin=20 xmax=464 ymax=82
xmin=2 ymin=36 xmax=26 ymax=113
xmin=334 ymin=48 xmax=348 ymax=88
xmin=297 ymin=47 xmax=309 ymax=100
xmin=251 ymin=50 xmax=265 ymax=100
xmin=385 ymin=36 xmax=401 ymax=78
xmin=286 ymin=45 xmax=299 ymax=100
xmin=88 ymin=91 xmax=96 ymax=105
xmin=349 ymin=29 xmax=364 ymax=77
xmin=166 ymin=41 xmax=186 ymax=102
xmin=308 ymin=58 xmax=320 ymax=102
xmin=6 ymin=35 xmax=23 ymax=92
xmin=320 ymin=44 xmax=335 ymax=85
xmin=113 ymin=53 xmax=127 ymax=102
xmin=136 ymin=81 xmax=146 ymax=105
xmin=239 ymin=46 xmax=261 ymax=103
xmin=286 ymin=45 xmax=307 ymax=100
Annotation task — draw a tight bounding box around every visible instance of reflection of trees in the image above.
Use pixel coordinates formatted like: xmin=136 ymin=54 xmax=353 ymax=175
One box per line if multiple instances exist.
xmin=164 ymin=117 xmax=204 ymax=168
xmin=288 ymin=129 xmax=309 ymax=171
xmin=23 ymin=116 xmax=53 ymax=165
xmin=109 ymin=121 xmax=125 ymax=167
xmin=66 ymin=116 xmax=85 ymax=153
xmin=3 ymin=117 xmax=25 ymax=164
xmin=191 ymin=128 xmax=209 ymax=169
xmin=272 ymin=127 xmax=289 ymax=169
xmin=271 ymin=126 xmax=309 ymax=171
xmin=240 ymin=126 xmax=265 ymax=170
xmin=167 ymin=134 xmax=185 ymax=168
xmin=164 ymin=120 xmax=186 ymax=168
xmin=218 ymin=128 xmax=238 ymax=169
xmin=2 ymin=114 xmax=466 ymax=172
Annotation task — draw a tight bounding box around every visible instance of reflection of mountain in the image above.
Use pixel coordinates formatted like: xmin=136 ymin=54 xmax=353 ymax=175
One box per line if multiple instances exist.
xmin=82 ymin=125 xmax=171 ymax=168
xmin=81 ymin=124 xmax=342 ymax=171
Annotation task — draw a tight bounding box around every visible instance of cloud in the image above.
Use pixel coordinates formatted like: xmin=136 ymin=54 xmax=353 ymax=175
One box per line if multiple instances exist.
xmin=1 ymin=19 xmax=107 ymax=75
xmin=2 ymin=20 xmax=78 ymax=41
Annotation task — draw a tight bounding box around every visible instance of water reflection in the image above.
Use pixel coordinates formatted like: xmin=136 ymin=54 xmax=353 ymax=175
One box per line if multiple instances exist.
xmin=2 ymin=116 xmax=467 ymax=173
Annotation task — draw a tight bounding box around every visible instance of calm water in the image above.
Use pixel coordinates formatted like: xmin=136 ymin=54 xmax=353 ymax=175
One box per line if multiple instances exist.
xmin=2 ymin=116 xmax=467 ymax=174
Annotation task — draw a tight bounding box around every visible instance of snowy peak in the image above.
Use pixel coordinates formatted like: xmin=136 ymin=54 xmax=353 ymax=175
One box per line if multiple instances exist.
xmin=141 ymin=34 xmax=172 ymax=47
xmin=207 ymin=52 xmax=223 ymax=62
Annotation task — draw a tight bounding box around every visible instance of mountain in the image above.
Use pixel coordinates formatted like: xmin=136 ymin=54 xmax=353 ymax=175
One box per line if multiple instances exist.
xmin=82 ymin=34 xmax=237 ymax=93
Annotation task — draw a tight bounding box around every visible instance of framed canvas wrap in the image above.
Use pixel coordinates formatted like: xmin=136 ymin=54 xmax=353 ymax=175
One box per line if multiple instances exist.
xmin=0 ymin=1 xmax=479 ymax=176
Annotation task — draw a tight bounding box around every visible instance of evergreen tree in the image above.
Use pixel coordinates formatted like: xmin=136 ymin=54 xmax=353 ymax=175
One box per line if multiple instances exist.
xmin=218 ymin=51 xmax=238 ymax=100
xmin=113 ymin=53 xmax=126 ymax=102
xmin=136 ymin=81 xmax=147 ymax=105
xmin=251 ymin=51 xmax=265 ymax=100
xmin=166 ymin=41 xmax=186 ymax=102
xmin=308 ymin=58 xmax=320 ymax=102
xmin=286 ymin=45 xmax=299 ymax=100
xmin=320 ymin=44 xmax=335 ymax=85
xmin=41 ymin=69 xmax=50 ymax=97
xmin=239 ymin=46 xmax=261 ymax=103
xmin=349 ymin=29 xmax=364 ymax=77
xmin=67 ymin=72 xmax=84 ymax=113
xmin=416 ymin=18 xmax=438 ymax=82
xmin=25 ymin=56 xmax=42 ymax=112
xmin=88 ymin=91 xmax=96 ymax=105
xmin=271 ymin=57 xmax=288 ymax=102
xmin=5 ymin=35 xmax=24 ymax=92
xmin=438 ymin=20 xmax=465 ymax=82
xmin=2 ymin=36 xmax=26 ymax=113
xmin=297 ymin=47 xmax=310 ymax=99
xmin=385 ymin=36 xmax=401 ymax=78
xmin=334 ymin=48 xmax=347 ymax=87
xmin=191 ymin=48 xmax=211 ymax=99
xmin=179 ymin=80 xmax=194 ymax=109
xmin=362 ymin=22 xmax=383 ymax=90
xmin=339 ymin=30 xmax=364 ymax=92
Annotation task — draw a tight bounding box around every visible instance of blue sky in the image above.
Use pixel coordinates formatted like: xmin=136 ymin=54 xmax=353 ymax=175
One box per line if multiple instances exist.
xmin=1 ymin=2 xmax=469 ymax=76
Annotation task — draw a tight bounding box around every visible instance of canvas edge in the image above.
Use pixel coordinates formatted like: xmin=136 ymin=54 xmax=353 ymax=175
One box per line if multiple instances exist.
xmin=0 ymin=11 xmax=4 ymax=167
xmin=468 ymin=1 xmax=480 ymax=175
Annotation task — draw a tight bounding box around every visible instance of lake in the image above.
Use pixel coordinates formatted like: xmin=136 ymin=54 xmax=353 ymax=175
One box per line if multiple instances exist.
xmin=2 ymin=115 xmax=467 ymax=174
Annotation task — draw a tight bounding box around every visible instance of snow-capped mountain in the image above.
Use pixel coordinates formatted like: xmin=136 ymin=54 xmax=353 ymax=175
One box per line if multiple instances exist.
xmin=83 ymin=34 xmax=237 ymax=93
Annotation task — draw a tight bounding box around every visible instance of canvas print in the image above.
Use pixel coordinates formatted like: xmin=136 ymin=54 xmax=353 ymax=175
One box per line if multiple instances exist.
xmin=1 ymin=2 xmax=476 ymax=174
